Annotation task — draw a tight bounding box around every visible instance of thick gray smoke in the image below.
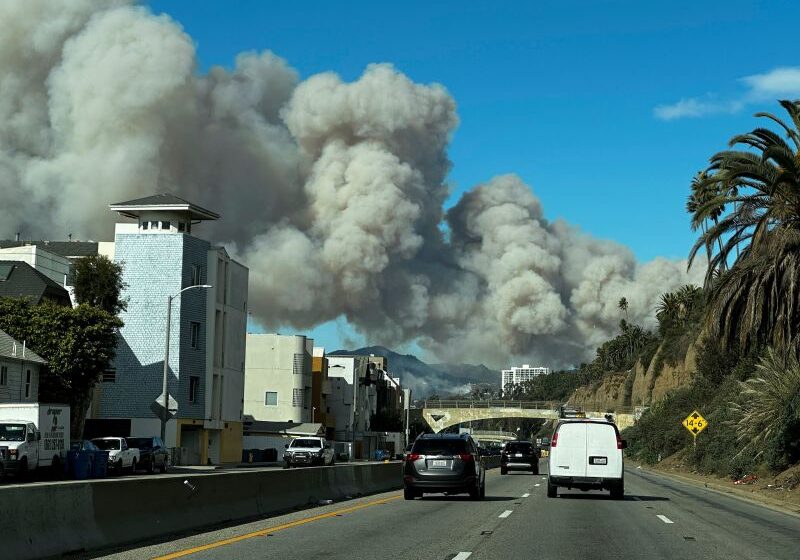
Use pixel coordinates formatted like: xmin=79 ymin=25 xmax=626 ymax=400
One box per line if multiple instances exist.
xmin=0 ymin=2 xmax=705 ymax=369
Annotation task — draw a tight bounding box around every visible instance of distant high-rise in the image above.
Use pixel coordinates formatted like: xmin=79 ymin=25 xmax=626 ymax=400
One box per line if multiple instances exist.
xmin=501 ymin=364 xmax=550 ymax=394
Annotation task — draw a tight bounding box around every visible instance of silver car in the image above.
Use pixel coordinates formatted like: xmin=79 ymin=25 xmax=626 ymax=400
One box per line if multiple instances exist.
xmin=283 ymin=437 xmax=335 ymax=468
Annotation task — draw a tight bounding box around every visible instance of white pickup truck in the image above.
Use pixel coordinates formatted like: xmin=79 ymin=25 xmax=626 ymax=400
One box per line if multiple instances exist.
xmin=0 ymin=403 xmax=70 ymax=479
xmin=92 ymin=437 xmax=140 ymax=473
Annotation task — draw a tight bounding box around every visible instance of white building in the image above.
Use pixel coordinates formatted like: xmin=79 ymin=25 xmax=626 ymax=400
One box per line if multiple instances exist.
xmin=327 ymin=355 xmax=378 ymax=459
xmin=243 ymin=334 xmax=313 ymax=424
xmin=88 ymin=194 xmax=249 ymax=466
xmin=501 ymin=364 xmax=550 ymax=394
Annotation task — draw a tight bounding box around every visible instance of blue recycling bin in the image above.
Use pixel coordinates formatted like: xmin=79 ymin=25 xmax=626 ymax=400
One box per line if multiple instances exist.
xmin=67 ymin=450 xmax=92 ymax=480
xmin=91 ymin=451 xmax=109 ymax=478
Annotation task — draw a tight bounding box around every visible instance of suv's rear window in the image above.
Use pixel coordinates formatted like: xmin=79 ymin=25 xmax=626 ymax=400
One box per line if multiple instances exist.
xmin=413 ymin=439 xmax=467 ymax=455
xmin=505 ymin=442 xmax=533 ymax=452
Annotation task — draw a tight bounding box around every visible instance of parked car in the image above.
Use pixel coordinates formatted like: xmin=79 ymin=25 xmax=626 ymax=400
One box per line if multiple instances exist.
xmin=283 ymin=437 xmax=335 ymax=468
xmin=126 ymin=437 xmax=169 ymax=474
xmin=403 ymin=433 xmax=485 ymax=500
xmin=92 ymin=437 xmax=140 ymax=474
xmin=547 ymin=418 xmax=626 ymax=499
xmin=500 ymin=440 xmax=539 ymax=475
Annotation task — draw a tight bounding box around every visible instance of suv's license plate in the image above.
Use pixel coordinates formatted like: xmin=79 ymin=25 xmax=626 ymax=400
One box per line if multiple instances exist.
xmin=514 ymin=453 xmax=523 ymax=457
xmin=432 ymin=460 xmax=447 ymax=467
xmin=590 ymin=456 xmax=607 ymax=465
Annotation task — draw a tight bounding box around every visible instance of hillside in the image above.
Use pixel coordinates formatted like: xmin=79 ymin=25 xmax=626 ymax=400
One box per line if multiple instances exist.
xmin=329 ymin=346 xmax=499 ymax=398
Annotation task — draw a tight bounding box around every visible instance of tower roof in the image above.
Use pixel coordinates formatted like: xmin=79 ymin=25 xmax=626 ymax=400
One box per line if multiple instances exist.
xmin=109 ymin=193 xmax=219 ymax=220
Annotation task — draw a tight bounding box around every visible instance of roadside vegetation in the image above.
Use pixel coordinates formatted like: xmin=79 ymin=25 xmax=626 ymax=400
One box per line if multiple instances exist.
xmin=625 ymin=100 xmax=800 ymax=478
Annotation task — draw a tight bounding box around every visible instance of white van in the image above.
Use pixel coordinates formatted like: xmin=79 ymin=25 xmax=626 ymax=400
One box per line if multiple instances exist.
xmin=0 ymin=403 xmax=70 ymax=478
xmin=547 ymin=418 xmax=626 ymax=499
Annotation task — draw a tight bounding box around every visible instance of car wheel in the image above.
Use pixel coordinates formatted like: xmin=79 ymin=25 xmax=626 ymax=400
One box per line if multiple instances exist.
xmin=500 ymin=467 xmax=507 ymax=475
xmin=116 ymin=460 xmax=124 ymax=474
xmin=531 ymin=464 xmax=539 ymax=475
xmin=610 ymin=481 xmax=624 ymax=500
xmin=404 ymin=487 xmax=418 ymax=500
xmin=18 ymin=457 xmax=28 ymax=480
xmin=547 ymin=479 xmax=558 ymax=498
xmin=468 ymin=484 xmax=481 ymax=500
xmin=147 ymin=458 xmax=155 ymax=474
xmin=130 ymin=458 xmax=137 ymax=474
xmin=283 ymin=461 xmax=290 ymax=469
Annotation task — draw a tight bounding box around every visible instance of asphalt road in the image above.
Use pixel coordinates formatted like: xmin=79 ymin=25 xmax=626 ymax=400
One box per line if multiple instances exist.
xmin=87 ymin=461 xmax=800 ymax=560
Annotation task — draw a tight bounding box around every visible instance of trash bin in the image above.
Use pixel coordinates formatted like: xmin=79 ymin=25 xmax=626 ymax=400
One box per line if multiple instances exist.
xmin=67 ymin=450 xmax=92 ymax=480
xmin=91 ymin=451 xmax=109 ymax=478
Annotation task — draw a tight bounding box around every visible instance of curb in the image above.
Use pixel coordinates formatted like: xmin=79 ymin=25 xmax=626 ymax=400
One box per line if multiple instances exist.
xmin=631 ymin=463 xmax=800 ymax=519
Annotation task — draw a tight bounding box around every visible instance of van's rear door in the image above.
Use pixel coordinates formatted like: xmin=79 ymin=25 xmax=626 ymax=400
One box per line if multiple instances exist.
xmin=551 ymin=422 xmax=587 ymax=478
xmin=585 ymin=423 xmax=621 ymax=478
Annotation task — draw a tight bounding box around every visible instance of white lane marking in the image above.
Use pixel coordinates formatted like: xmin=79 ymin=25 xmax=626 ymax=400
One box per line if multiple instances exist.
xmin=657 ymin=515 xmax=674 ymax=524
xmin=499 ymin=510 xmax=513 ymax=518
xmin=541 ymin=477 xmax=547 ymax=480
xmin=521 ymin=493 xmax=530 ymax=498
xmin=632 ymin=496 xmax=641 ymax=501
xmin=453 ymin=553 xmax=472 ymax=560
xmin=534 ymin=483 xmax=541 ymax=487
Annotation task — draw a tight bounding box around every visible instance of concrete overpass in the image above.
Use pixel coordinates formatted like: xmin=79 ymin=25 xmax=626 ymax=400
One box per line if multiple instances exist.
xmin=420 ymin=400 xmax=636 ymax=433
xmin=470 ymin=430 xmax=517 ymax=443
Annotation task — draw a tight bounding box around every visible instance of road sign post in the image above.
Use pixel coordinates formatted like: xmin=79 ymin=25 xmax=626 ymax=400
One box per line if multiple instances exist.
xmin=682 ymin=410 xmax=708 ymax=448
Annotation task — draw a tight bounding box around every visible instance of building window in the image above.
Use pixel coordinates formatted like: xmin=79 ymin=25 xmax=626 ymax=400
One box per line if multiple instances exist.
xmin=178 ymin=222 xmax=185 ymax=232
xmin=141 ymin=221 xmax=149 ymax=230
xmin=292 ymin=388 xmax=303 ymax=408
xmin=189 ymin=376 xmax=200 ymax=404
xmin=190 ymin=322 xmax=201 ymax=349
xmin=191 ymin=264 xmax=202 ymax=286
xmin=24 ymin=369 xmax=31 ymax=398
xmin=292 ymin=353 xmax=304 ymax=375
xmin=0 ymin=365 xmax=7 ymax=385
xmin=150 ymin=221 xmax=159 ymax=230
xmin=265 ymin=392 xmax=278 ymax=406
xmin=102 ymin=369 xmax=116 ymax=383
xmin=161 ymin=221 xmax=171 ymax=230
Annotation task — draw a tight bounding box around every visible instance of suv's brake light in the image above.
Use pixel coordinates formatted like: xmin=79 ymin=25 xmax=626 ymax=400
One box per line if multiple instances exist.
xmin=458 ymin=453 xmax=474 ymax=462
xmin=406 ymin=453 xmax=421 ymax=461
xmin=550 ymin=432 xmax=558 ymax=448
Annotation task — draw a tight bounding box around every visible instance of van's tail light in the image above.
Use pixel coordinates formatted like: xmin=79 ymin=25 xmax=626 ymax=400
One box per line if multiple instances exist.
xmin=405 ymin=453 xmax=421 ymax=461
xmin=616 ymin=435 xmax=626 ymax=450
xmin=550 ymin=432 xmax=558 ymax=448
xmin=458 ymin=453 xmax=475 ymax=462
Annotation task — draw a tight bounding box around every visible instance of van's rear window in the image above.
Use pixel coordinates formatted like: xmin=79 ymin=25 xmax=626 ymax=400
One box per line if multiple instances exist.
xmin=505 ymin=442 xmax=533 ymax=452
xmin=413 ymin=439 xmax=467 ymax=455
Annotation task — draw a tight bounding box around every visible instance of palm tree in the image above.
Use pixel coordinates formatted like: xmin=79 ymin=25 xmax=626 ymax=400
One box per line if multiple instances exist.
xmin=688 ymin=172 xmax=726 ymax=267
xmin=618 ymin=297 xmax=628 ymax=320
xmin=688 ymin=100 xmax=800 ymax=354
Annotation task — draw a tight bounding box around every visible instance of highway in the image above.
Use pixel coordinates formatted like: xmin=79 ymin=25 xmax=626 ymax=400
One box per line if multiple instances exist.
xmin=88 ymin=461 xmax=800 ymax=560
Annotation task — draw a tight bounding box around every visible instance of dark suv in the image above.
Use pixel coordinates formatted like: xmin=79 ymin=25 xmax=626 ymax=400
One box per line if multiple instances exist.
xmin=501 ymin=440 xmax=539 ymax=475
xmin=126 ymin=437 xmax=169 ymax=474
xmin=403 ymin=433 xmax=486 ymax=500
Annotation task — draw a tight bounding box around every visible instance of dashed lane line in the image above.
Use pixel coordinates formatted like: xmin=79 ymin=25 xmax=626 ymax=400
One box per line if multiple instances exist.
xmin=657 ymin=515 xmax=674 ymax=524
xmin=499 ymin=510 xmax=513 ymax=518
xmin=521 ymin=493 xmax=530 ymax=498
xmin=453 ymin=553 xmax=472 ymax=560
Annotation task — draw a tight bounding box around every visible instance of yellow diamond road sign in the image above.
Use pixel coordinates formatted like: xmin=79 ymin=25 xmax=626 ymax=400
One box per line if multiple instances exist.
xmin=682 ymin=410 xmax=708 ymax=436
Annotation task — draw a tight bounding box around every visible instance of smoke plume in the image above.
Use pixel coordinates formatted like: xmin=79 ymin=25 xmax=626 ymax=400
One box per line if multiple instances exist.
xmin=0 ymin=2 xmax=705 ymax=369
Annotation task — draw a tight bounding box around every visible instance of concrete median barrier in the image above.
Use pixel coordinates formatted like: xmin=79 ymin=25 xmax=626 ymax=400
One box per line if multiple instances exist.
xmin=2 ymin=462 xmax=402 ymax=560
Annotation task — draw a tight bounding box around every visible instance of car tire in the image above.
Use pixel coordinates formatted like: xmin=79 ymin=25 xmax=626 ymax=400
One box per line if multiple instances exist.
xmin=500 ymin=467 xmax=507 ymax=475
xmin=147 ymin=458 xmax=155 ymax=474
xmin=403 ymin=487 xmax=417 ymax=500
xmin=480 ymin=479 xmax=486 ymax=500
xmin=610 ymin=481 xmax=624 ymax=500
xmin=19 ymin=457 xmax=28 ymax=480
xmin=547 ymin=479 xmax=558 ymax=498
xmin=130 ymin=458 xmax=137 ymax=474
xmin=531 ymin=463 xmax=539 ymax=475
xmin=116 ymin=460 xmax=124 ymax=475
xmin=283 ymin=461 xmax=290 ymax=469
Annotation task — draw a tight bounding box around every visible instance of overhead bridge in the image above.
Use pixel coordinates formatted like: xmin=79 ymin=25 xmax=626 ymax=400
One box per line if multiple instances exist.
xmin=420 ymin=400 xmax=636 ymax=433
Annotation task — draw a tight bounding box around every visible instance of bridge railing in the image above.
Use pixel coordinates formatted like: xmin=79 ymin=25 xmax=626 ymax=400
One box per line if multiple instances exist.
xmin=419 ymin=399 xmax=636 ymax=415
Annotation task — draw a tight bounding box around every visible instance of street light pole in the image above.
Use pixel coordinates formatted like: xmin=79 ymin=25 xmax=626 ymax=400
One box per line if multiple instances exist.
xmin=161 ymin=284 xmax=213 ymax=443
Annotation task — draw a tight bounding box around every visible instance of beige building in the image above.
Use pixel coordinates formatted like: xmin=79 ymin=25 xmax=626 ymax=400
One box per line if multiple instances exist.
xmin=244 ymin=334 xmax=313 ymax=424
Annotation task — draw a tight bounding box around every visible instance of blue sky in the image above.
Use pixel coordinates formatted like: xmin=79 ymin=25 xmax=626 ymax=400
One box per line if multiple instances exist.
xmin=148 ymin=0 xmax=800 ymax=352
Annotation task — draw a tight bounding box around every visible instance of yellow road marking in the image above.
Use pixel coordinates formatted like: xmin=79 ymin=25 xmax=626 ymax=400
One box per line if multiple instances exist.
xmin=152 ymin=494 xmax=402 ymax=560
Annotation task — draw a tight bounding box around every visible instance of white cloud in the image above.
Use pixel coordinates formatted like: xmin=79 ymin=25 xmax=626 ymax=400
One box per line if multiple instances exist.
xmin=741 ymin=67 xmax=800 ymax=99
xmin=654 ymin=97 xmax=742 ymax=121
xmin=654 ymin=66 xmax=800 ymax=120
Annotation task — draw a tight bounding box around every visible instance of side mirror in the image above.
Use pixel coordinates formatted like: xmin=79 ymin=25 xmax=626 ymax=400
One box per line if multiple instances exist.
xmin=284 ymin=443 xmax=289 ymax=449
